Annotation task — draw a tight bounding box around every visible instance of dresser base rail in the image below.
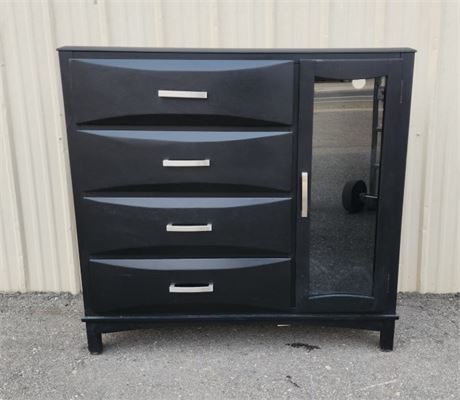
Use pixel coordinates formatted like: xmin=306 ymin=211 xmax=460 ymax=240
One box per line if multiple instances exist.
xmin=83 ymin=313 xmax=398 ymax=354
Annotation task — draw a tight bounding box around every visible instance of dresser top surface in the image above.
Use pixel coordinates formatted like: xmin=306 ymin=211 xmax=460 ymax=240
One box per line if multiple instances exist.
xmin=57 ymin=46 xmax=416 ymax=54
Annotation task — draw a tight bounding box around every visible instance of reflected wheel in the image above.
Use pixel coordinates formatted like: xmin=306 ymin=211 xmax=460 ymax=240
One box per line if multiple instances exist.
xmin=342 ymin=180 xmax=367 ymax=213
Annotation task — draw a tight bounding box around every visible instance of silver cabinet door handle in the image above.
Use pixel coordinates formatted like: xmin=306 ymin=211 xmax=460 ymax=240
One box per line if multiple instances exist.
xmin=301 ymin=172 xmax=309 ymax=218
xmin=163 ymin=159 xmax=210 ymax=167
xmin=169 ymin=283 xmax=214 ymax=293
xmin=158 ymin=90 xmax=208 ymax=99
xmin=166 ymin=223 xmax=212 ymax=232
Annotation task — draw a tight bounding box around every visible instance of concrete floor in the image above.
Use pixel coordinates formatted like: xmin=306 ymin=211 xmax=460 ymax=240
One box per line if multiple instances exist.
xmin=0 ymin=293 xmax=458 ymax=400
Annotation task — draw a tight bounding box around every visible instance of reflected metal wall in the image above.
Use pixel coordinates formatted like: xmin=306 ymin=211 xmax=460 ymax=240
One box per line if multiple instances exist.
xmin=0 ymin=0 xmax=458 ymax=293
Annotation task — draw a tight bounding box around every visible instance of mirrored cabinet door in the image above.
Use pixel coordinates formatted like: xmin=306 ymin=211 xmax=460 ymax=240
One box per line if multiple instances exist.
xmin=296 ymin=58 xmax=404 ymax=312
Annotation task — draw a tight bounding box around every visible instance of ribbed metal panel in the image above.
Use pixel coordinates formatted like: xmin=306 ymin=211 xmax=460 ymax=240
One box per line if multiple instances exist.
xmin=0 ymin=0 xmax=458 ymax=293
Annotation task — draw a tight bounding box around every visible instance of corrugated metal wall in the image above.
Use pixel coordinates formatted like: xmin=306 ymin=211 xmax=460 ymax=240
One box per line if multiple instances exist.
xmin=0 ymin=0 xmax=458 ymax=294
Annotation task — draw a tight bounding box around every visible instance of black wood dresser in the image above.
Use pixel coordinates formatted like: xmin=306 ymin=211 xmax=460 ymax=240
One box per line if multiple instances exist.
xmin=58 ymin=47 xmax=415 ymax=353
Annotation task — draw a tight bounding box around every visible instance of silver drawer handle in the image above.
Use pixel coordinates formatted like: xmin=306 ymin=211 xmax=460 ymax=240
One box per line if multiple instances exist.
xmin=169 ymin=283 xmax=214 ymax=293
xmin=163 ymin=159 xmax=210 ymax=167
xmin=166 ymin=223 xmax=212 ymax=232
xmin=158 ymin=90 xmax=208 ymax=99
xmin=301 ymin=172 xmax=309 ymax=218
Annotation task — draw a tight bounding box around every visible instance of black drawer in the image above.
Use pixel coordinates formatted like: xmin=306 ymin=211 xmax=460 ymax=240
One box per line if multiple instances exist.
xmin=71 ymin=129 xmax=293 ymax=192
xmin=88 ymin=257 xmax=292 ymax=313
xmin=79 ymin=196 xmax=292 ymax=256
xmin=69 ymin=59 xmax=294 ymax=125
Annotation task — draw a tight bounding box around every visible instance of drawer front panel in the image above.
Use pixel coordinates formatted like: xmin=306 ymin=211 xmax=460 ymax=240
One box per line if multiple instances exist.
xmin=79 ymin=197 xmax=292 ymax=256
xmin=88 ymin=258 xmax=292 ymax=313
xmin=69 ymin=59 xmax=294 ymax=125
xmin=71 ymin=129 xmax=293 ymax=192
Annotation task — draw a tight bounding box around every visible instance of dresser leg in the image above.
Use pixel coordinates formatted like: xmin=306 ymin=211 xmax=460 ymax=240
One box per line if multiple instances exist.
xmin=86 ymin=323 xmax=103 ymax=354
xmin=379 ymin=320 xmax=395 ymax=351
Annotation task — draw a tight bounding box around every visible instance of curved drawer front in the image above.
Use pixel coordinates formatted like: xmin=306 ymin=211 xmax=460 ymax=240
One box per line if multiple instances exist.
xmin=79 ymin=197 xmax=292 ymax=256
xmin=71 ymin=129 xmax=293 ymax=192
xmin=88 ymin=257 xmax=292 ymax=314
xmin=69 ymin=59 xmax=294 ymax=125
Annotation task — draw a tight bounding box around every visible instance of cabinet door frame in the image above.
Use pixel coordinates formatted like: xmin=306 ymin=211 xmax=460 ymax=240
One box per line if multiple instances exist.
xmin=295 ymin=58 xmax=404 ymax=313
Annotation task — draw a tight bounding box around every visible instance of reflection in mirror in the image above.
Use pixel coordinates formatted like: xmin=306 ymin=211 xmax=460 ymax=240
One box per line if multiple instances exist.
xmin=310 ymin=77 xmax=385 ymax=296
xmin=352 ymin=79 xmax=367 ymax=89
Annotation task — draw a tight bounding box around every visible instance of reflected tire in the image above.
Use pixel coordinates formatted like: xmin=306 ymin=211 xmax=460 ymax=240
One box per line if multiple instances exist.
xmin=342 ymin=180 xmax=367 ymax=213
